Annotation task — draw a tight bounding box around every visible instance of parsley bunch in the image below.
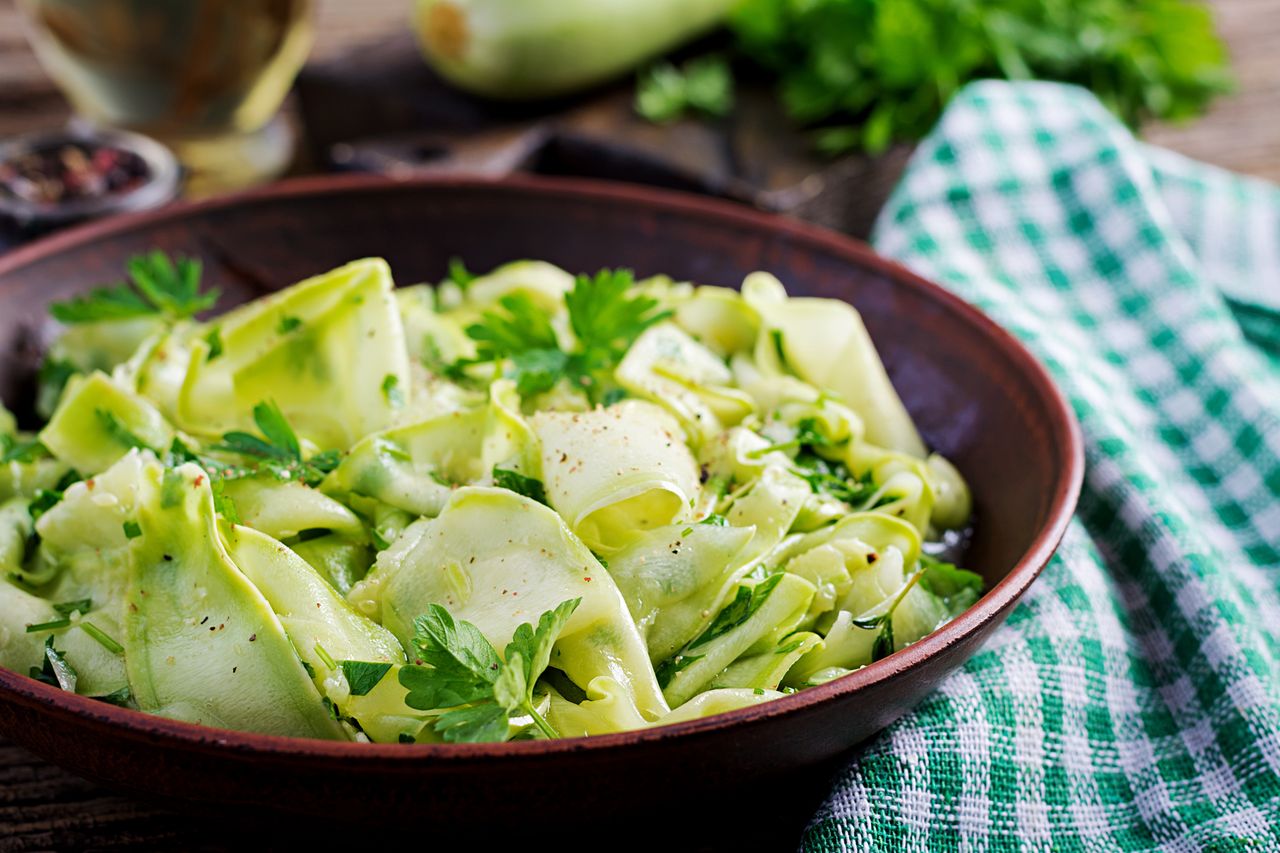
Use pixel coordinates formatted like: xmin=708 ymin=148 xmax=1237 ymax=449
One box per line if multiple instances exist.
xmin=49 ymin=251 xmax=218 ymax=324
xmin=399 ymin=598 xmax=580 ymax=742
xmin=723 ymin=0 xmax=1230 ymax=155
xmin=460 ymin=269 xmax=670 ymax=404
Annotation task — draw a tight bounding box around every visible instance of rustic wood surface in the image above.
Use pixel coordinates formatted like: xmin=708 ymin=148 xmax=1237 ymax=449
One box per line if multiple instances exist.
xmin=0 ymin=0 xmax=1276 ymax=848
xmin=3 ymin=0 xmax=1278 ymax=181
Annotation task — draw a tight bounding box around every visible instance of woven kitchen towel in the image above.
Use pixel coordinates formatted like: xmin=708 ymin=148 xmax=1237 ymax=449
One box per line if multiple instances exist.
xmin=803 ymin=81 xmax=1280 ymax=852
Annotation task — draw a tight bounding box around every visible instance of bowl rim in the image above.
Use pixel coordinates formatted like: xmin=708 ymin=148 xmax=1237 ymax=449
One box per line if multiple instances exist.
xmin=0 ymin=172 xmax=1084 ymax=762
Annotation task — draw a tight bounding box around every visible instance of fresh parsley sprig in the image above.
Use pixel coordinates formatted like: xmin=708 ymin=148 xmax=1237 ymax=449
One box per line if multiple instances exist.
xmin=399 ymin=598 xmax=580 ymax=743
xmin=565 ymin=268 xmax=671 ymax=372
xmin=635 ymin=55 xmax=734 ymax=124
xmin=212 ymin=400 xmax=340 ymax=488
xmin=49 ymin=251 xmax=218 ymax=324
xmin=458 ymin=268 xmax=670 ymax=404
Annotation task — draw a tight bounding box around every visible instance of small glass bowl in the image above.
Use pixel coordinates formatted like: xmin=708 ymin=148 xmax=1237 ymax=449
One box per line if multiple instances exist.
xmin=0 ymin=125 xmax=180 ymax=233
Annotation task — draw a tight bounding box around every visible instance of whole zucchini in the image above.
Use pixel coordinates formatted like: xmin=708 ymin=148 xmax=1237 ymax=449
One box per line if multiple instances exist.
xmin=413 ymin=0 xmax=739 ymax=100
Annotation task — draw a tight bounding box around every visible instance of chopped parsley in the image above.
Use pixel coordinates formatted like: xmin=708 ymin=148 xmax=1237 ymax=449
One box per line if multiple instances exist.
xmin=692 ymin=572 xmax=784 ymax=649
xmin=29 ymin=636 xmax=76 ymax=692
xmin=29 ymin=488 xmax=65 ymax=521
xmin=381 ymin=374 xmax=404 ymax=408
xmin=492 ymin=466 xmax=548 ymax=506
xmin=204 ymin=327 xmax=224 ymax=360
xmin=80 ymin=621 xmax=123 ymax=655
xmin=0 ymin=435 xmax=46 ymax=464
xmin=447 ymin=257 xmax=476 ymax=292
xmin=792 ymin=450 xmax=878 ymax=507
xmin=93 ymin=685 xmax=133 ymax=707
xmin=95 ymin=409 xmax=152 ymax=451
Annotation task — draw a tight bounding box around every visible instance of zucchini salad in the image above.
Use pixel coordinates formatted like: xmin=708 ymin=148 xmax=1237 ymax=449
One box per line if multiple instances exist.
xmin=0 ymin=254 xmax=980 ymax=742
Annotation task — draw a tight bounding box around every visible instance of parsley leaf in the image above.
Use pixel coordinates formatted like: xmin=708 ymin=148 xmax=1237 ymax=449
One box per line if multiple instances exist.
xmin=655 ymin=573 xmax=785 ymax=687
xmin=501 ymin=598 xmax=578 ymax=719
xmin=492 ymin=467 xmax=548 ymax=506
xmin=96 ymin=409 xmax=152 ymax=451
xmin=249 ymin=399 xmax=300 ymax=459
xmin=692 ymin=572 xmax=784 ymax=649
xmin=467 ymin=293 xmax=560 ymax=360
xmin=204 ymin=327 xmax=224 ymax=361
xmin=341 ymin=660 xmax=393 ymax=696
xmin=122 ymin=521 xmax=142 ymax=539
xmin=563 ymin=268 xmax=671 ymax=402
xmin=655 ymin=651 xmax=704 ymax=689
xmin=510 ymin=348 xmax=570 ymax=397
xmin=210 ymin=478 xmax=240 ymax=524
xmin=447 ymin=257 xmax=477 ymax=292
xmin=636 ymin=55 xmax=735 ymax=123
xmin=0 ymin=435 xmax=47 ymax=464
xmin=398 ymin=598 xmax=580 ymax=742
xmin=566 ymin=268 xmax=670 ymax=366
xmin=93 ymin=685 xmax=133 ymax=707
xmin=50 ymin=251 xmax=218 ymax=324
xmin=36 ymin=357 xmax=77 ymax=418
xmin=29 ymin=636 xmax=76 ymax=692
xmin=402 ymin=603 xmax=504 ymax=710
xmin=432 ymin=703 xmax=510 ymax=743
xmin=212 ymin=401 xmax=336 ymax=487
xmin=28 ymin=489 xmax=62 ymax=521
xmin=456 ymin=267 xmax=669 ymax=404
xmin=919 ymin=554 xmax=984 ymax=616
xmin=28 ymin=471 xmax=81 ymax=522
xmin=748 ymin=416 xmax=838 ymax=458
xmin=381 ymin=374 xmax=404 ymax=408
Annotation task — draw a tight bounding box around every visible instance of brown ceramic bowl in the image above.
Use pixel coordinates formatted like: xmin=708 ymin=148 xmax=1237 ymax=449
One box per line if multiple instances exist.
xmin=0 ymin=175 xmax=1081 ymax=827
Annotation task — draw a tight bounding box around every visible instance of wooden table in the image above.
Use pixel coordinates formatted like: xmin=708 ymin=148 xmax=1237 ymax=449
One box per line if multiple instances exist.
xmin=4 ymin=0 xmax=1278 ymax=183
xmin=0 ymin=0 xmax=1277 ymax=848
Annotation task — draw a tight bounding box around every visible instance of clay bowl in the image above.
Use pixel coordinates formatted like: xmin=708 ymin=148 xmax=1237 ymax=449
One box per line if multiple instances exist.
xmin=0 ymin=175 xmax=1081 ymax=828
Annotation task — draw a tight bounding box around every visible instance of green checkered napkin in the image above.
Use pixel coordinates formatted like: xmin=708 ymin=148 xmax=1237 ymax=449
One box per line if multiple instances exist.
xmin=802 ymin=81 xmax=1280 ymax=852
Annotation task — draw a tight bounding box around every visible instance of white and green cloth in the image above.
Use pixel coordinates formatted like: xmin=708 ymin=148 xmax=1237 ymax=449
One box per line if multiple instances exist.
xmin=803 ymin=81 xmax=1280 ymax=851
